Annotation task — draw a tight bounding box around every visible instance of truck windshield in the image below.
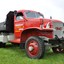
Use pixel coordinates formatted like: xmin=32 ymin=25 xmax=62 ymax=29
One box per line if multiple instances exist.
xmin=25 ymin=11 xmax=44 ymax=18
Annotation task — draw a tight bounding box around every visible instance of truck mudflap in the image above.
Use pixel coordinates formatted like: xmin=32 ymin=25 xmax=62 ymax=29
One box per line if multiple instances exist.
xmin=49 ymin=35 xmax=64 ymax=45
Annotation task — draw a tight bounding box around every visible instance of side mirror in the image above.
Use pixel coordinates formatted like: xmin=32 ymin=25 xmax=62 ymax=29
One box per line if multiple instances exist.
xmin=50 ymin=16 xmax=52 ymax=19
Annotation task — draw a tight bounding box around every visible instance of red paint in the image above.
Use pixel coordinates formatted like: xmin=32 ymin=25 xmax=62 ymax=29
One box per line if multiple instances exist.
xmin=10 ymin=10 xmax=62 ymax=43
xmin=10 ymin=38 xmax=20 ymax=43
xmin=27 ymin=40 xmax=39 ymax=56
xmin=21 ymin=29 xmax=53 ymax=43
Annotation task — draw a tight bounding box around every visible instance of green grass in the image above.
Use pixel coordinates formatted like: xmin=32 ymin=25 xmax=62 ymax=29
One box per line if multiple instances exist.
xmin=0 ymin=44 xmax=64 ymax=64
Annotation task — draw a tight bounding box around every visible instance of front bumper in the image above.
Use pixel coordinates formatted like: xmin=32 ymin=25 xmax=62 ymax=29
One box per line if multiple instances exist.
xmin=49 ymin=35 xmax=64 ymax=45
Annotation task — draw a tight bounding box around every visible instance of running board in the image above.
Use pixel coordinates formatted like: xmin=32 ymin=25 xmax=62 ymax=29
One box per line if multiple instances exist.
xmin=10 ymin=38 xmax=20 ymax=44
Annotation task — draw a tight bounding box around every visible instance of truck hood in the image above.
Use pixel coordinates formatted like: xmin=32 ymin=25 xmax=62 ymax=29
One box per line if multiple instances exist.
xmin=42 ymin=18 xmax=63 ymax=29
xmin=25 ymin=18 xmax=63 ymax=30
xmin=43 ymin=18 xmax=63 ymax=23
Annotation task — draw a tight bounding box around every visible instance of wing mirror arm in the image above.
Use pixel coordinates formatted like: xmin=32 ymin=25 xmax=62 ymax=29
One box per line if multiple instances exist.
xmin=23 ymin=17 xmax=28 ymax=21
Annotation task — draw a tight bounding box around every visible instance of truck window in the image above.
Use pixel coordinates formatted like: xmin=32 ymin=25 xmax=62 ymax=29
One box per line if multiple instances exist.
xmin=35 ymin=12 xmax=44 ymax=18
xmin=25 ymin=11 xmax=36 ymax=18
xmin=16 ymin=12 xmax=23 ymax=20
xmin=25 ymin=11 xmax=44 ymax=18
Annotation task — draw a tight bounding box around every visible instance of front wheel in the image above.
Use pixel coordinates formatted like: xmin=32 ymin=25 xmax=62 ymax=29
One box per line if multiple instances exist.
xmin=25 ymin=36 xmax=45 ymax=59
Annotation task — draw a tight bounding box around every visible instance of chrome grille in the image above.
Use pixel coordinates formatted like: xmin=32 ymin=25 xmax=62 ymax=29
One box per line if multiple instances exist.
xmin=52 ymin=22 xmax=63 ymax=38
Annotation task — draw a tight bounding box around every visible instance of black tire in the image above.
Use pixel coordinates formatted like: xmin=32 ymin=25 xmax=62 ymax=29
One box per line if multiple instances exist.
xmin=25 ymin=36 xmax=45 ymax=59
xmin=20 ymin=42 xmax=25 ymax=49
xmin=52 ymin=47 xmax=64 ymax=53
xmin=0 ymin=42 xmax=6 ymax=48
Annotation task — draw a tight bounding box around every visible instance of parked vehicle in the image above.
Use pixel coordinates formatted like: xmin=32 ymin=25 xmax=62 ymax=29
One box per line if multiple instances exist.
xmin=0 ymin=10 xmax=64 ymax=59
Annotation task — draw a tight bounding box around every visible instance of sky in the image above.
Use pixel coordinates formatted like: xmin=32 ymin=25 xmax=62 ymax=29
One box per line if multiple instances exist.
xmin=0 ymin=0 xmax=64 ymax=22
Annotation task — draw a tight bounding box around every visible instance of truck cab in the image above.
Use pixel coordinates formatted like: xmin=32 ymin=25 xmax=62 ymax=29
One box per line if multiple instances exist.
xmin=14 ymin=10 xmax=44 ymax=38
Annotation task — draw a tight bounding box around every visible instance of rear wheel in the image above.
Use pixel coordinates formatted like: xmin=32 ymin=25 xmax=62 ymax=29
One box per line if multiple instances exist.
xmin=52 ymin=47 xmax=64 ymax=53
xmin=0 ymin=42 xmax=6 ymax=48
xmin=25 ymin=36 xmax=45 ymax=59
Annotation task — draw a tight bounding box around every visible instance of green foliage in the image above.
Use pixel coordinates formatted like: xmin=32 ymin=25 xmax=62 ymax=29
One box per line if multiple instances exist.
xmin=0 ymin=44 xmax=64 ymax=64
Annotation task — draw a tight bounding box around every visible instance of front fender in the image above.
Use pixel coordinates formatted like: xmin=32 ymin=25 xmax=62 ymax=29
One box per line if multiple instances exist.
xmin=20 ymin=27 xmax=53 ymax=43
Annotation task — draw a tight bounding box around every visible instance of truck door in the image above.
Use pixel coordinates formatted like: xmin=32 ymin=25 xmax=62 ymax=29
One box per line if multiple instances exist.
xmin=14 ymin=12 xmax=25 ymax=38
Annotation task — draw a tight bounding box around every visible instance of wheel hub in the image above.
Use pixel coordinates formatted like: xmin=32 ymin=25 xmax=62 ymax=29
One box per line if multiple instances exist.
xmin=28 ymin=46 xmax=34 ymax=51
xmin=28 ymin=40 xmax=39 ymax=56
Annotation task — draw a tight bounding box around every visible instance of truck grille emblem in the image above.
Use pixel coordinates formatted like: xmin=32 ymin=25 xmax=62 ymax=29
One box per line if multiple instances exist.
xmin=55 ymin=27 xmax=62 ymax=30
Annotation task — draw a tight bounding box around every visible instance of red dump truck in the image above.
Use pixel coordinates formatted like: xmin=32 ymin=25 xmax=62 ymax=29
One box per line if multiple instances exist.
xmin=0 ymin=10 xmax=64 ymax=59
